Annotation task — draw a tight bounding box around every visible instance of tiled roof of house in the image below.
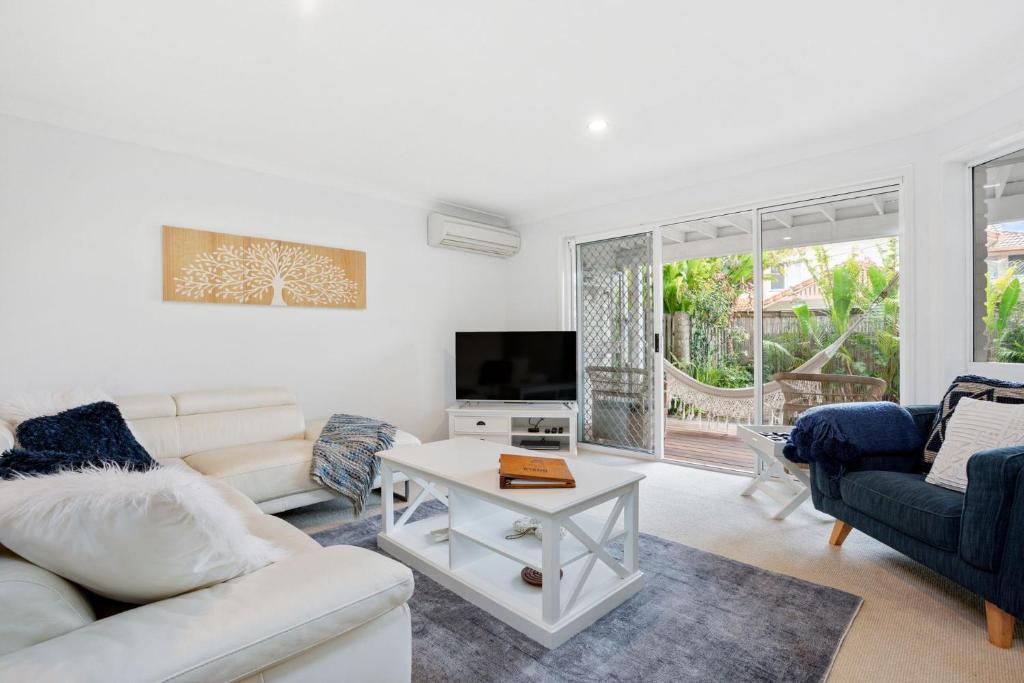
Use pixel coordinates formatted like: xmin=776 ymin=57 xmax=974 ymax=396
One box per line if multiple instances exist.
xmin=734 ymin=257 xmax=877 ymax=312
xmin=988 ymin=228 xmax=1024 ymax=254
xmin=735 ymin=277 xmax=821 ymax=312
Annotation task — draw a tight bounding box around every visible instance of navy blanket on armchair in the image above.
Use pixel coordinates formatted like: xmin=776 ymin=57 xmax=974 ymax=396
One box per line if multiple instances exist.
xmin=799 ymin=402 xmax=1024 ymax=649
xmin=783 ymin=402 xmax=924 ymax=475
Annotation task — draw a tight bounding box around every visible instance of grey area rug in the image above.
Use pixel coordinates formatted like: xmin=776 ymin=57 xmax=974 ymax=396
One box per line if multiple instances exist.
xmin=312 ymin=501 xmax=861 ymax=683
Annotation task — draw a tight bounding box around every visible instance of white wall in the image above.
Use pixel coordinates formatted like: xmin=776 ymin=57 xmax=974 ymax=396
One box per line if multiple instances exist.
xmin=507 ymin=84 xmax=1024 ymax=405
xmin=0 ymin=115 xmax=510 ymax=440
xmin=5 ymin=81 xmax=1024 ymax=436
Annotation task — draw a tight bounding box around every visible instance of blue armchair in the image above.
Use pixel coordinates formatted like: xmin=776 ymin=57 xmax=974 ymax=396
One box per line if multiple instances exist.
xmin=810 ymin=405 xmax=1024 ymax=648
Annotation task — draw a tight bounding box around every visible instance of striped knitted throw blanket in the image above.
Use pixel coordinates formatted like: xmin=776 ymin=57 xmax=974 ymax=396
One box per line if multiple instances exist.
xmin=311 ymin=414 xmax=396 ymax=516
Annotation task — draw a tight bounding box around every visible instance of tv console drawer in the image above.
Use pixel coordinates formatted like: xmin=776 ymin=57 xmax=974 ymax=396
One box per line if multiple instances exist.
xmin=451 ymin=415 xmax=510 ymax=434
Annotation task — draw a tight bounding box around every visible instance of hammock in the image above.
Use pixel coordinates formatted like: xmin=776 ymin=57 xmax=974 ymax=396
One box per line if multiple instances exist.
xmin=665 ymin=273 xmax=898 ymax=425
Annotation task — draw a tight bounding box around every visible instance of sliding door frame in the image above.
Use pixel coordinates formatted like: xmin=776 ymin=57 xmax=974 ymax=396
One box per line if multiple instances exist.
xmin=567 ymin=225 xmax=664 ymax=460
xmin=562 ymin=171 xmax=913 ymax=461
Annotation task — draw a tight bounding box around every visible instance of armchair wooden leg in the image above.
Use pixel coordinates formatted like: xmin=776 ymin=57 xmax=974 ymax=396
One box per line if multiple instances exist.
xmin=985 ymin=601 xmax=1015 ymax=649
xmin=828 ymin=520 xmax=853 ymax=546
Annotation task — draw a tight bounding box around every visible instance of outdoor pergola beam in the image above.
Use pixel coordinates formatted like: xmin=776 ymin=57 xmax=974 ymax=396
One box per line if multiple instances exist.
xmin=662 ymin=211 xmax=899 ymax=262
xmin=722 ymin=215 xmax=752 ymax=233
xmin=871 ymin=196 xmax=886 ymax=216
xmin=661 ymin=225 xmax=687 ymax=244
xmin=989 ymin=164 xmax=1014 ymax=199
xmin=687 ymin=220 xmax=719 ymax=239
xmin=986 ymin=193 xmax=1024 ymax=224
xmin=768 ymin=211 xmax=792 ymax=229
xmin=816 ymin=205 xmax=836 ymax=224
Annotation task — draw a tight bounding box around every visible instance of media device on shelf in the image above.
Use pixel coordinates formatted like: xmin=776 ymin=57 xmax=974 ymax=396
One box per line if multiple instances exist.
xmin=455 ymin=331 xmax=577 ymax=402
xmin=517 ymin=438 xmax=562 ymax=450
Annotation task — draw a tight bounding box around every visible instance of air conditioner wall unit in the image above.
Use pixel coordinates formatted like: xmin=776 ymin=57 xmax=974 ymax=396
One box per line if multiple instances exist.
xmin=427 ymin=213 xmax=520 ymax=258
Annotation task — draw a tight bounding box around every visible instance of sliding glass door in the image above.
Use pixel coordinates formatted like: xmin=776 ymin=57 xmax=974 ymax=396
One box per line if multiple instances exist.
xmin=574 ymin=230 xmax=663 ymax=457
xmin=570 ymin=183 xmax=902 ymax=469
xmin=759 ymin=188 xmax=901 ymax=426
xmin=661 ymin=212 xmax=756 ymax=472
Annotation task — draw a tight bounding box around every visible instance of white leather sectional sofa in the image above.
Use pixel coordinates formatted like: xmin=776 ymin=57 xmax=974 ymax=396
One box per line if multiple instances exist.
xmin=0 ymin=388 xmax=420 ymax=682
xmin=112 ymin=387 xmax=421 ymax=513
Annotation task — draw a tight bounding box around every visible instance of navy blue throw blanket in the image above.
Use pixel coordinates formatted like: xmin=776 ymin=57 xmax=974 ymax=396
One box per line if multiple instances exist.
xmin=783 ymin=402 xmax=923 ymax=476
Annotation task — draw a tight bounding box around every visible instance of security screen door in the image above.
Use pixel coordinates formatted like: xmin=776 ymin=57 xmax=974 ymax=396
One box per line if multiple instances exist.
xmin=575 ymin=231 xmax=663 ymax=457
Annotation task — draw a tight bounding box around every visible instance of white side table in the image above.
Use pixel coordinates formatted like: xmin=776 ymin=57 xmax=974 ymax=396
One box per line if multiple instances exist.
xmin=737 ymin=424 xmax=811 ymax=520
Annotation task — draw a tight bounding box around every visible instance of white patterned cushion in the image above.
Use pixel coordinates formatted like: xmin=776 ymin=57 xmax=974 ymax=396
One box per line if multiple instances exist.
xmin=923 ymin=375 xmax=1024 ymax=464
xmin=925 ymin=397 xmax=1024 ymax=492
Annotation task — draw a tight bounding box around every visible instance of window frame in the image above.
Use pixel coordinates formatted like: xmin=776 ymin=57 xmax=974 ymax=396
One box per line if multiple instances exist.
xmin=965 ymin=135 xmax=1024 ymax=379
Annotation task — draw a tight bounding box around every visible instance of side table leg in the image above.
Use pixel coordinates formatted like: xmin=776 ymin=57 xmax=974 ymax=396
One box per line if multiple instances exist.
xmin=740 ymin=454 xmax=777 ymax=496
xmin=772 ymin=487 xmax=811 ymax=520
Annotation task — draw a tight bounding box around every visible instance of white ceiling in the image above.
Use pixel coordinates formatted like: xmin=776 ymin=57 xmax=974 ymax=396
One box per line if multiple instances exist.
xmin=3 ymin=1 xmax=1024 ymax=222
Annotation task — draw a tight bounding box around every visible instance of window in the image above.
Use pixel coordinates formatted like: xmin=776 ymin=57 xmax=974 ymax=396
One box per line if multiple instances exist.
xmin=972 ymin=146 xmax=1024 ymax=362
xmin=768 ymin=268 xmax=785 ymax=291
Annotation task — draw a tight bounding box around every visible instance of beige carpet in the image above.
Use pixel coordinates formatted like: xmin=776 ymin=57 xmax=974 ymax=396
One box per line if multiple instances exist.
xmin=278 ymin=453 xmax=1024 ymax=682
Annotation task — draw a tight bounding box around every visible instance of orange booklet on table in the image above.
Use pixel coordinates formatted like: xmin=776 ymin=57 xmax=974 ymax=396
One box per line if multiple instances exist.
xmin=499 ymin=454 xmax=576 ymax=489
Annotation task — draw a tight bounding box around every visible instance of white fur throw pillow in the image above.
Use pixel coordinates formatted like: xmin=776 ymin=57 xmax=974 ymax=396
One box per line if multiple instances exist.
xmin=0 ymin=466 xmax=285 ymax=603
xmin=0 ymin=388 xmax=112 ymax=428
xmin=925 ymin=397 xmax=1024 ymax=493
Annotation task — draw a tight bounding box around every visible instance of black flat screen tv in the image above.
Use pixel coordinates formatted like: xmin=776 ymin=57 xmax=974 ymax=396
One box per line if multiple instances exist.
xmin=456 ymin=331 xmax=577 ymax=402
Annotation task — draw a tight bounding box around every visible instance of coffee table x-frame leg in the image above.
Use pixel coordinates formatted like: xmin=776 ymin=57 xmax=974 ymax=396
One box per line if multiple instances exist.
xmin=539 ymin=484 xmax=640 ymax=625
xmin=381 ymin=462 xmax=448 ymax=533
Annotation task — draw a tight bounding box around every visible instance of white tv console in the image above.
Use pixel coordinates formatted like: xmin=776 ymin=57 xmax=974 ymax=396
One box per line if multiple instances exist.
xmin=447 ymin=402 xmax=578 ymax=456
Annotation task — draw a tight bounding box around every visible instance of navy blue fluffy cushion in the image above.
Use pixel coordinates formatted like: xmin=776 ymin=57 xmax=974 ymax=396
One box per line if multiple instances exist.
xmin=14 ymin=401 xmax=158 ymax=471
xmin=0 ymin=447 xmax=156 ymax=480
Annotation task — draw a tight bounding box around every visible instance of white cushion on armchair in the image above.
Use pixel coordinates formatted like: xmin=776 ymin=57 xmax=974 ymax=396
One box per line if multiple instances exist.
xmin=926 ymin=396 xmax=1024 ymax=492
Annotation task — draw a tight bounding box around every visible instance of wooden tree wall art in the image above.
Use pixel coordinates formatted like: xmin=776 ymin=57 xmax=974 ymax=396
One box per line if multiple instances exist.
xmin=163 ymin=226 xmax=366 ymax=309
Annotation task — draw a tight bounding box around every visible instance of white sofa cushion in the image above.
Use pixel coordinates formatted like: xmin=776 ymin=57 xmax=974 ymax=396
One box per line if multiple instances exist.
xmin=186 ymin=439 xmax=321 ymax=504
xmin=0 ymin=389 xmax=112 ymax=428
xmin=176 ymin=405 xmax=306 ymax=456
xmin=0 ymin=546 xmax=413 ymax=683
xmin=0 ymin=548 xmax=96 ymax=656
xmin=116 ymin=393 xmax=177 ymax=421
xmin=0 ymin=466 xmax=286 ymax=603
xmin=119 ymin=389 xmax=307 ymax=460
xmin=174 ymin=388 xmax=297 ymax=416
xmin=186 ymin=429 xmax=422 ymax=505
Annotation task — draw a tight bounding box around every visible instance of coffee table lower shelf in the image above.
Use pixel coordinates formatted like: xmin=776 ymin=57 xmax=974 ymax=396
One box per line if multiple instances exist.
xmin=377 ymin=514 xmax=644 ymax=649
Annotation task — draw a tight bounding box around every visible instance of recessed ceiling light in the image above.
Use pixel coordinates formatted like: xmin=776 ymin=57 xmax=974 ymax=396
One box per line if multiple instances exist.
xmin=587 ymin=119 xmax=608 ymax=133
xmin=782 ymin=235 xmax=793 ymax=241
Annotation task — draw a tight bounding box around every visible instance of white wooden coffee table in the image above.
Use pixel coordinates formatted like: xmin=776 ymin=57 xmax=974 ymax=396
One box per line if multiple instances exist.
xmin=377 ymin=438 xmax=644 ymax=649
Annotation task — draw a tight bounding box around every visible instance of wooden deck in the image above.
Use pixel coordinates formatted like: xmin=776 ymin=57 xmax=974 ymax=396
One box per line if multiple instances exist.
xmin=664 ymin=418 xmax=753 ymax=473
